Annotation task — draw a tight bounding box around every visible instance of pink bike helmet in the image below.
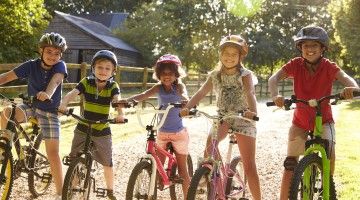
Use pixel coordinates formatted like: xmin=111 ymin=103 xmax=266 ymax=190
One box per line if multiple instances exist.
xmin=156 ymin=54 xmax=182 ymax=66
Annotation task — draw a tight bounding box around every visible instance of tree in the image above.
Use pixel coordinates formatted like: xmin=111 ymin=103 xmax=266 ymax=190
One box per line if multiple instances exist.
xmin=115 ymin=0 xmax=246 ymax=72
xmin=0 ymin=0 xmax=49 ymax=62
xmin=329 ymin=0 xmax=360 ymax=77
xmin=44 ymin=0 xmax=151 ymax=14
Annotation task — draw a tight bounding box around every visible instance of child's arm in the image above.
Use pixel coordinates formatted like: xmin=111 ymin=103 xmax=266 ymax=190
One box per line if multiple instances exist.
xmin=127 ymin=84 xmax=160 ymax=102
xmin=112 ymin=94 xmax=126 ymax=122
xmin=37 ymin=73 xmax=64 ymax=101
xmin=268 ymin=68 xmax=288 ymax=107
xmin=242 ymin=74 xmax=257 ymax=116
xmin=336 ymin=70 xmax=360 ymax=99
xmin=0 ymin=71 xmax=18 ymax=85
xmin=184 ymin=76 xmax=212 ymax=109
xmin=58 ymin=88 xmax=80 ymax=112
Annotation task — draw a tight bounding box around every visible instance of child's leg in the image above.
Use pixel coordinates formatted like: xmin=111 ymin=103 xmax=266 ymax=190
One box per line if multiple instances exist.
xmin=322 ymin=122 xmax=336 ymax=174
xmin=174 ymin=153 xmax=190 ymax=199
xmin=1 ymin=106 xmax=27 ymax=129
xmin=204 ymin=122 xmax=229 ymax=159
xmin=236 ymin=133 xmax=261 ymax=200
xmin=103 ymin=166 xmax=114 ymax=190
xmin=45 ymin=139 xmax=63 ymax=195
xmin=280 ymin=124 xmax=307 ymax=200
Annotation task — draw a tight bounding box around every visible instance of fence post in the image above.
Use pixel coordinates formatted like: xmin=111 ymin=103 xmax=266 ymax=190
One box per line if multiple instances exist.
xmin=115 ymin=66 xmax=121 ymax=84
xmin=281 ymin=80 xmax=285 ymax=96
xmin=141 ymin=67 xmax=149 ymax=107
xmin=79 ymin=62 xmax=88 ymax=114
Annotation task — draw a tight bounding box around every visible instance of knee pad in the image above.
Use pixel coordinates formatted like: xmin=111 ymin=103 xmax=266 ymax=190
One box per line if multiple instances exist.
xmin=284 ymin=156 xmax=298 ymax=171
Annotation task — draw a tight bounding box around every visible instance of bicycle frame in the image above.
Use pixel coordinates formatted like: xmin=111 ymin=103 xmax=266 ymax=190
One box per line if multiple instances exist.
xmin=193 ymin=110 xmax=253 ymax=199
xmin=135 ymin=103 xmax=182 ymax=197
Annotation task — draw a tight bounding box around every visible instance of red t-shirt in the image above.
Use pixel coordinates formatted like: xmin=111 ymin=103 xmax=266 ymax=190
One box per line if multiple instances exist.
xmin=283 ymin=57 xmax=340 ymax=130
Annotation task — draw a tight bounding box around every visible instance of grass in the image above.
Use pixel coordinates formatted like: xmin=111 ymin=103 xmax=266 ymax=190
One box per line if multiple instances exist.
xmin=334 ymin=101 xmax=360 ymax=199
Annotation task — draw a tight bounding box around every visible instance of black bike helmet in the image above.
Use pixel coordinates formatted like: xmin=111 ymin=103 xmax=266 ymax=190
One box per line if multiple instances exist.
xmin=91 ymin=50 xmax=118 ymax=67
xmin=294 ymin=25 xmax=329 ymax=50
xmin=39 ymin=32 xmax=67 ymax=52
xmin=219 ymin=35 xmax=249 ymax=56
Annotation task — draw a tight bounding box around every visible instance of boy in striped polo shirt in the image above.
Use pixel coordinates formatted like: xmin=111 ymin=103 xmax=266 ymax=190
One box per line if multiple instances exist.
xmin=59 ymin=50 xmax=125 ymax=200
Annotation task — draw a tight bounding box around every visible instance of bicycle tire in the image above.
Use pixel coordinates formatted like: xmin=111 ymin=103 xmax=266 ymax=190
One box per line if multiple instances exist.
xmin=0 ymin=142 xmax=13 ymax=200
xmin=28 ymin=133 xmax=51 ymax=197
xmin=225 ymin=156 xmax=248 ymax=199
xmin=126 ymin=160 xmax=157 ymax=200
xmin=169 ymin=154 xmax=193 ymax=200
xmin=187 ymin=166 xmax=214 ymax=200
xmin=62 ymin=158 xmax=92 ymax=200
xmin=289 ymin=153 xmax=337 ymax=200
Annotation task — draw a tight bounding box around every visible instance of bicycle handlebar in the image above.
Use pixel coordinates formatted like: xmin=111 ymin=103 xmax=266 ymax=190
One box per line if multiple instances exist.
xmin=187 ymin=109 xmax=259 ymax=122
xmin=266 ymin=91 xmax=360 ymax=110
xmin=0 ymin=93 xmax=52 ymax=106
xmin=58 ymin=108 xmax=128 ymax=125
xmin=111 ymin=99 xmax=138 ymax=108
xmin=136 ymin=102 xmax=183 ymax=130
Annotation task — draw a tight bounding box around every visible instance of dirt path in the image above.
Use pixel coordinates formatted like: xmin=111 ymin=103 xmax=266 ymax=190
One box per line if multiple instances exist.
xmin=10 ymin=101 xmax=338 ymax=199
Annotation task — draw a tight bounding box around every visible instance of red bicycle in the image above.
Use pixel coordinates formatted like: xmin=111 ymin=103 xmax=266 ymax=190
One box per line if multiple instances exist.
xmin=125 ymin=101 xmax=193 ymax=200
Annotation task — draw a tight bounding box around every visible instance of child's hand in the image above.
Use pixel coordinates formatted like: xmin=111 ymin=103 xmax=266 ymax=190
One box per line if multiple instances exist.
xmin=179 ymin=108 xmax=189 ymax=117
xmin=243 ymin=110 xmax=257 ymax=120
xmin=341 ymin=87 xmax=359 ymax=99
xmin=57 ymin=104 xmax=68 ymax=114
xmin=272 ymin=95 xmax=285 ymax=107
xmin=115 ymin=115 xmax=126 ymax=123
xmin=36 ymin=91 xmax=50 ymax=101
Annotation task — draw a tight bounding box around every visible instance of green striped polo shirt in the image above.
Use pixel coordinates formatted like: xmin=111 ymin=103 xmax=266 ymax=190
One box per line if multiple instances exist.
xmin=74 ymin=77 xmax=120 ymax=137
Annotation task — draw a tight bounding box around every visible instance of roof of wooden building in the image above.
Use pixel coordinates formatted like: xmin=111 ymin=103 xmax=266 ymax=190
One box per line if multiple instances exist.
xmin=76 ymin=13 xmax=128 ymax=30
xmin=54 ymin=11 xmax=138 ymax=52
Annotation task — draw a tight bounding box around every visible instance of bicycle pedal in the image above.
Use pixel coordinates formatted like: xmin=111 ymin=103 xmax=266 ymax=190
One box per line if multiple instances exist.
xmin=41 ymin=173 xmax=52 ymax=183
xmin=62 ymin=156 xmax=72 ymax=165
xmin=170 ymin=175 xmax=183 ymax=184
xmin=95 ymin=188 xmax=107 ymax=197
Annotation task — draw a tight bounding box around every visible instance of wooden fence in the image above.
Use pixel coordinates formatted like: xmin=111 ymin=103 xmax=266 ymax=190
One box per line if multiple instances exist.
xmin=0 ymin=63 xmax=345 ymax=105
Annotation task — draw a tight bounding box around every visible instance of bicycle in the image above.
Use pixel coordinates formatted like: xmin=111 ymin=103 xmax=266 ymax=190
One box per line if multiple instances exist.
xmin=0 ymin=93 xmax=52 ymax=199
xmin=185 ymin=109 xmax=259 ymax=200
xmin=266 ymin=91 xmax=360 ymax=200
xmin=59 ymin=100 xmax=132 ymax=200
xmin=125 ymin=101 xmax=193 ymax=200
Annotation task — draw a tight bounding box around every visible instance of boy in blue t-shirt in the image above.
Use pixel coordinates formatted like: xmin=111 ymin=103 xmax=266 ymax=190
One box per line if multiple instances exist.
xmin=0 ymin=32 xmax=67 ymax=200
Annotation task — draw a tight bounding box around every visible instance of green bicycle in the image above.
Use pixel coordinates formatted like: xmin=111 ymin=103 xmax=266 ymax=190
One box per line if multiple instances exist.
xmin=267 ymin=91 xmax=360 ymax=200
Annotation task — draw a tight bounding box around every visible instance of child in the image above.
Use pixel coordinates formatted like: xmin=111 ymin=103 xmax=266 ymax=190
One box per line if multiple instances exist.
xmin=122 ymin=54 xmax=190 ymax=198
xmin=268 ymin=25 xmax=360 ymax=200
xmin=58 ymin=50 xmax=125 ymax=200
xmin=0 ymin=32 xmax=67 ymax=199
xmin=180 ymin=35 xmax=261 ymax=200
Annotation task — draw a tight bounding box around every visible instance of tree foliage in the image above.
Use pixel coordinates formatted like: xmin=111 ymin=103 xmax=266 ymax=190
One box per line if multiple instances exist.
xmin=116 ymin=0 xmax=246 ymax=72
xmin=329 ymin=0 xmax=360 ymax=77
xmin=0 ymin=0 xmax=49 ymax=62
xmin=44 ymin=0 xmax=151 ymax=14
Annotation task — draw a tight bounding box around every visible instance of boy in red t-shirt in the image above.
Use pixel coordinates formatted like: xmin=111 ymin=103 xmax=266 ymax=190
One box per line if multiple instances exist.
xmin=268 ymin=25 xmax=359 ymax=200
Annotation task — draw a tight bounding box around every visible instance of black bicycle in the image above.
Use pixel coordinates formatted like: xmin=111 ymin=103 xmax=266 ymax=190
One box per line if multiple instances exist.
xmin=0 ymin=93 xmax=51 ymax=199
xmin=60 ymin=100 xmax=134 ymax=200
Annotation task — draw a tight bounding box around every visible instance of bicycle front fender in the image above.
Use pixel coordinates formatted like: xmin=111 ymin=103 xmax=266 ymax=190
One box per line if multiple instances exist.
xmin=140 ymin=154 xmax=158 ymax=197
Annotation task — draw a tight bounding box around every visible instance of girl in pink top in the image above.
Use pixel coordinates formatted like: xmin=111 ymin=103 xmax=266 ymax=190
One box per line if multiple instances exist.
xmin=268 ymin=25 xmax=359 ymax=200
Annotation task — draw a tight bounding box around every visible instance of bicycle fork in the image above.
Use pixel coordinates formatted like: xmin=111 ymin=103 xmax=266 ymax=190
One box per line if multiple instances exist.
xmin=303 ymin=145 xmax=331 ymax=200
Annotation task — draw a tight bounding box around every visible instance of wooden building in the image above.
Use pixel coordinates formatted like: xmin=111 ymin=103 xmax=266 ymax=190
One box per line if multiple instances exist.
xmin=45 ymin=11 xmax=143 ymax=82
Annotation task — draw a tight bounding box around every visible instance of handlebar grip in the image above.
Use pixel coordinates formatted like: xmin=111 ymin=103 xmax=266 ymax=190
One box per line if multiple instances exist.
xmin=123 ymin=118 xmax=128 ymax=123
xmin=266 ymin=101 xmax=276 ymax=107
xmin=253 ymin=116 xmax=259 ymax=121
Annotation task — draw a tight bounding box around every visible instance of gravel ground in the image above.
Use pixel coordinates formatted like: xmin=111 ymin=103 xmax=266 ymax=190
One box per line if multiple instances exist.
xmin=8 ymin=102 xmax=339 ymax=200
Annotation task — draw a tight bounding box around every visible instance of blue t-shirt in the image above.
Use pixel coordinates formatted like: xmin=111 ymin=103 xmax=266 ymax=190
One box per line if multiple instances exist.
xmin=157 ymin=85 xmax=184 ymax=132
xmin=13 ymin=58 xmax=68 ymax=112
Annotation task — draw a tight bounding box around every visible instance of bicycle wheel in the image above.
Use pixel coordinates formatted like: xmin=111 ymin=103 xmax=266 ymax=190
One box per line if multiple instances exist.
xmin=62 ymin=158 xmax=92 ymax=200
xmin=289 ymin=153 xmax=337 ymax=200
xmin=225 ymin=156 xmax=248 ymax=200
xmin=187 ymin=166 xmax=215 ymax=200
xmin=126 ymin=160 xmax=157 ymax=200
xmin=28 ymin=133 xmax=51 ymax=197
xmin=169 ymin=154 xmax=193 ymax=200
xmin=0 ymin=142 xmax=13 ymax=200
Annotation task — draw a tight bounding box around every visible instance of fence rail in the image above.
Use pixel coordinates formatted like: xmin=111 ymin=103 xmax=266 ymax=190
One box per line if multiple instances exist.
xmin=0 ymin=63 xmax=344 ymax=106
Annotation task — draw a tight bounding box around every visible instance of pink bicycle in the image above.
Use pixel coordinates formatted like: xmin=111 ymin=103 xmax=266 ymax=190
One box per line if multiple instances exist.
xmin=186 ymin=109 xmax=259 ymax=200
xmin=125 ymin=102 xmax=193 ymax=200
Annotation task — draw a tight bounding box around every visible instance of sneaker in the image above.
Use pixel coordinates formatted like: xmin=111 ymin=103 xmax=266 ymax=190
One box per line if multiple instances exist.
xmin=107 ymin=190 xmax=117 ymax=200
xmin=53 ymin=195 xmax=62 ymax=200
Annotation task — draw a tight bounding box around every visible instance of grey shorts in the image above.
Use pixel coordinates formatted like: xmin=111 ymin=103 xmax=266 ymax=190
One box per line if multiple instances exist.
xmin=19 ymin=104 xmax=60 ymax=139
xmin=69 ymin=130 xmax=113 ymax=167
xmin=287 ymin=122 xmax=336 ymax=156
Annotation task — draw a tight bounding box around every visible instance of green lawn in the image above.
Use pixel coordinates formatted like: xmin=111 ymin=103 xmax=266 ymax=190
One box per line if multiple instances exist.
xmin=334 ymin=101 xmax=360 ymax=199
